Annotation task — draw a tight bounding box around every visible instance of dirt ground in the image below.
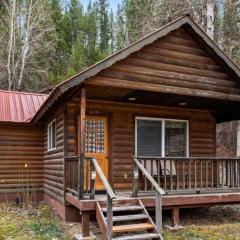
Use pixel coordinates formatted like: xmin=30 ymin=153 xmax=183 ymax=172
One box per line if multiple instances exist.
xmin=1 ymin=202 xmax=240 ymax=239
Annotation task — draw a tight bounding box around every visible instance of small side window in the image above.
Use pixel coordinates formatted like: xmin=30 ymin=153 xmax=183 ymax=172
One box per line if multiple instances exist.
xmin=48 ymin=119 xmax=56 ymax=151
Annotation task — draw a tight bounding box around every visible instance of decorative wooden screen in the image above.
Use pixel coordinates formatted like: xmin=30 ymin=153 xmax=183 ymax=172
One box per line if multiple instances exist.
xmin=85 ymin=119 xmax=105 ymax=153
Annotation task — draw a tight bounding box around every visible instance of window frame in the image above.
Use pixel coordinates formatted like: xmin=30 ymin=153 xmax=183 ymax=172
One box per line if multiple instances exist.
xmin=135 ymin=116 xmax=189 ymax=158
xmin=47 ymin=119 xmax=57 ymax=152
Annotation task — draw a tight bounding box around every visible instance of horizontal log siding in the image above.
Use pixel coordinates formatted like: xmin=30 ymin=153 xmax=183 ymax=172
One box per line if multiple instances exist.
xmin=0 ymin=124 xmax=43 ymax=194
xmin=88 ymin=27 xmax=239 ymax=100
xmin=44 ymin=110 xmax=65 ymax=203
xmin=87 ymin=101 xmax=216 ymax=190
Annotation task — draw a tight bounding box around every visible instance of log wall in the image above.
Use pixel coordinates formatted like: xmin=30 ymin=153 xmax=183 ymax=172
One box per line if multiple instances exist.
xmin=0 ymin=124 xmax=43 ymax=196
xmin=87 ymin=27 xmax=240 ymax=101
xmin=44 ymin=109 xmax=65 ymax=203
xmin=87 ymin=101 xmax=216 ymax=190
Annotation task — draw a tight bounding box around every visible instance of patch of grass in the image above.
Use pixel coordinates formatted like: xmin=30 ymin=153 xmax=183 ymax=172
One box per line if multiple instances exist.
xmin=24 ymin=221 xmax=63 ymax=239
xmin=0 ymin=203 xmax=75 ymax=240
xmin=163 ymin=224 xmax=240 ymax=240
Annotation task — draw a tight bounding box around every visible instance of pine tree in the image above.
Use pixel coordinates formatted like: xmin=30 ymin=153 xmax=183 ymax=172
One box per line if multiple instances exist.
xmin=84 ymin=1 xmax=103 ymax=66
xmin=97 ymin=0 xmax=110 ymax=53
xmin=68 ymin=32 xmax=86 ymax=75
xmin=49 ymin=0 xmax=71 ymax=84
xmin=68 ymin=0 xmax=84 ymax=45
xmin=109 ymin=9 xmax=115 ymax=54
xmin=115 ymin=3 xmax=127 ymax=51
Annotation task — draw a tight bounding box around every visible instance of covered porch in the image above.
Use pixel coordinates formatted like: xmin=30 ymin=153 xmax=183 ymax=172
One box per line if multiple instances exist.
xmin=63 ymin=84 xmax=240 ymax=239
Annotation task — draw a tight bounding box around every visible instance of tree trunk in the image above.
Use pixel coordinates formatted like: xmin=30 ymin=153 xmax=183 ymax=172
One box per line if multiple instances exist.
xmin=206 ymin=0 xmax=214 ymax=39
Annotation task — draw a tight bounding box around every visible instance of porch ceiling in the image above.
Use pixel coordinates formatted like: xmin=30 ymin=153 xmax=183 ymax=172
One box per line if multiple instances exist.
xmin=86 ymin=84 xmax=240 ymax=123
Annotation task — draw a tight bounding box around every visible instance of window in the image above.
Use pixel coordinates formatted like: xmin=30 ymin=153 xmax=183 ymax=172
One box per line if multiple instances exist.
xmin=48 ymin=119 xmax=56 ymax=151
xmin=136 ymin=117 xmax=188 ymax=157
xmin=137 ymin=119 xmax=162 ymax=156
xmin=165 ymin=121 xmax=187 ymax=157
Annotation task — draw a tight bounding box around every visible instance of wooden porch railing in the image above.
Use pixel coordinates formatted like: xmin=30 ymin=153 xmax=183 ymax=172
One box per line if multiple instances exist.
xmin=65 ymin=156 xmax=79 ymax=195
xmin=89 ymin=157 xmax=116 ymax=239
xmin=65 ymin=156 xmax=116 ymax=239
xmin=133 ymin=157 xmax=165 ymax=234
xmin=134 ymin=157 xmax=240 ymax=194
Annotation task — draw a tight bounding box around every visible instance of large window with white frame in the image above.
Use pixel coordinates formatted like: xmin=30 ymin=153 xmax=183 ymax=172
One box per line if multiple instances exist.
xmin=135 ymin=117 xmax=189 ymax=157
xmin=48 ymin=119 xmax=56 ymax=151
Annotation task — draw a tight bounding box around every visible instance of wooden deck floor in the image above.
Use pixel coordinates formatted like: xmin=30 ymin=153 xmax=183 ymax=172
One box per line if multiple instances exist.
xmin=66 ymin=191 xmax=240 ymax=212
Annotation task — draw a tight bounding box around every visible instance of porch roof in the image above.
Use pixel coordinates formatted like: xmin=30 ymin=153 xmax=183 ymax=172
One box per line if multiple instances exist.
xmin=86 ymin=86 xmax=240 ymax=123
xmin=32 ymin=14 xmax=240 ymax=123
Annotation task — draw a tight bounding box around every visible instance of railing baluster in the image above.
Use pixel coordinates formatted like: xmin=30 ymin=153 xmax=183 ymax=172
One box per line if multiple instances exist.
xmin=188 ymin=159 xmax=191 ymax=189
xmin=151 ymin=159 xmax=154 ymax=191
xmin=194 ymin=160 xmax=197 ymax=189
xmin=164 ymin=159 xmax=167 ymax=189
xmin=170 ymin=159 xmax=173 ymax=190
xmin=227 ymin=160 xmax=230 ymax=187
xmin=144 ymin=160 xmax=147 ymax=191
xmin=86 ymin=158 xmax=89 ymax=194
xmin=183 ymin=160 xmax=185 ymax=190
xmin=237 ymin=160 xmax=240 ymax=188
xmin=232 ymin=160 xmax=234 ymax=187
xmin=222 ymin=159 xmax=224 ymax=187
xmin=200 ymin=160 xmax=203 ymax=189
xmin=211 ymin=159 xmax=214 ymax=189
xmin=206 ymin=160 xmax=208 ymax=188
xmin=176 ymin=160 xmax=179 ymax=190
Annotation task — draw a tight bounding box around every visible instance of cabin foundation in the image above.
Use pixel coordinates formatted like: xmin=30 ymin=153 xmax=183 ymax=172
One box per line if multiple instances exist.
xmin=44 ymin=194 xmax=81 ymax=222
xmin=0 ymin=191 xmax=44 ymax=203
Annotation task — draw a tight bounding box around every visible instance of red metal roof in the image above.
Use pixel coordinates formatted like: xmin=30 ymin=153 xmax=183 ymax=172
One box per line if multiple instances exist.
xmin=0 ymin=90 xmax=48 ymax=123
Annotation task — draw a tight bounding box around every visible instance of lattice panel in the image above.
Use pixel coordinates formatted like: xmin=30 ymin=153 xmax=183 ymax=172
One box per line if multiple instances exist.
xmin=85 ymin=119 xmax=105 ymax=153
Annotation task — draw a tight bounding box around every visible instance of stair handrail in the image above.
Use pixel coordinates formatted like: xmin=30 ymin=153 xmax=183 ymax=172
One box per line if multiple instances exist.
xmin=89 ymin=157 xmax=116 ymax=240
xmin=133 ymin=157 xmax=165 ymax=235
xmin=90 ymin=157 xmax=116 ymax=199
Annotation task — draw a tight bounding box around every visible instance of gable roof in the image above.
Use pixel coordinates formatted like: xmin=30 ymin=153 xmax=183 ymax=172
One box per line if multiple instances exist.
xmin=0 ymin=90 xmax=48 ymax=123
xmin=29 ymin=15 xmax=240 ymax=122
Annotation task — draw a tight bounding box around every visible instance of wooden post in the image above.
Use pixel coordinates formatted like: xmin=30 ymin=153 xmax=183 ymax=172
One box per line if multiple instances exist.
xmin=155 ymin=191 xmax=162 ymax=234
xmin=90 ymin=160 xmax=96 ymax=199
xmin=132 ymin=158 xmax=139 ymax=198
xmin=106 ymin=194 xmax=113 ymax=240
xmin=172 ymin=207 xmax=180 ymax=228
xmin=79 ymin=87 xmax=86 ymax=200
xmin=81 ymin=211 xmax=90 ymax=238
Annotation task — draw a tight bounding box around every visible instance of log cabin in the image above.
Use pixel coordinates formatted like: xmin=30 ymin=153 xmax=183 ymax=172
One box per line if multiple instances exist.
xmin=1 ymin=15 xmax=240 ymax=240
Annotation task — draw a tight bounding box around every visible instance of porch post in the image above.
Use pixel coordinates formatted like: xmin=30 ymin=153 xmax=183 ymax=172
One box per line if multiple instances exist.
xmin=79 ymin=87 xmax=86 ymax=200
xmin=81 ymin=211 xmax=90 ymax=238
xmin=172 ymin=207 xmax=180 ymax=228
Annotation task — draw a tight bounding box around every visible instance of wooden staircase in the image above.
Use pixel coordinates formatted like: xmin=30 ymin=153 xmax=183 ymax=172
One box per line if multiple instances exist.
xmin=96 ymin=198 xmax=163 ymax=240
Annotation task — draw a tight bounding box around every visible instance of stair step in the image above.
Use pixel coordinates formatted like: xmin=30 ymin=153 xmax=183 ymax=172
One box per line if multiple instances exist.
xmin=112 ymin=233 xmax=161 ymax=240
xmin=102 ymin=205 xmax=143 ymax=212
xmin=105 ymin=214 xmax=148 ymax=222
xmin=112 ymin=223 xmax=154 ymax=233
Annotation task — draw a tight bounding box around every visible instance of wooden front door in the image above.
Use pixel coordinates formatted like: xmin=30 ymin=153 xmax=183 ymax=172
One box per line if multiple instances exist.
xmin=85 ymin=116 xmax=109 ymax=190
